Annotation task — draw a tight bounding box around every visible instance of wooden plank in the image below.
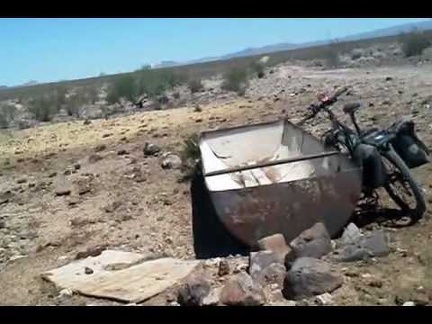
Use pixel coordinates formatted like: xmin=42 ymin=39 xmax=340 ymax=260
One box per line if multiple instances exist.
xmin=41 ymin=250 xmax=200 ymax=303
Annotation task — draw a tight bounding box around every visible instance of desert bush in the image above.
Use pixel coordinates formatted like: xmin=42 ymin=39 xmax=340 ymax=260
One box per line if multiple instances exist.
xmin=321 ymin=43 xmax=341 ymax=68
xmin=106 ymin=75 xmax=138 ymax=105
xmin=27 ymin=94 xmax=58 ymax=122
xmin=399 ymin=30 xmax=432 ymax=57
xmin=221 ymin=67 xmax=249 ymax=95
xmin=0 ymin=103 xmax=17 ymax=128
xmin=249 ymin=61 xmax=265 ymax=78
xmin=137 ymin=69 xmax=185 ymax=99
xmin=65 ymin=93 xmax=84 ymax=117
xmin=83 ymin=86 xmax=99 ymax=104
xmin=351 ymin=48 xmax=364 ymax=60
xmin=188 ymin=79 xmax=204 ymax=93
xmin=179 ymin=132 xmax=201 ymax=182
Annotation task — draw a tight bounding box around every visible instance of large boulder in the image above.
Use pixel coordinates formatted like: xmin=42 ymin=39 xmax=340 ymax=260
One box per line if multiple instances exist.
xmin=282 ymin=257 xmax=343 ymax=300
xmin=333 ymin=230 xmax=390 ymax=262
xmin=289 ymin=222 xmax=332 ymax=259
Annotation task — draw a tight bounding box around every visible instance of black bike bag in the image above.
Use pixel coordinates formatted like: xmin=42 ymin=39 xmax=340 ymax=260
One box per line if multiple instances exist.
xmin=389 ymin=118 xmax=429 ymax=169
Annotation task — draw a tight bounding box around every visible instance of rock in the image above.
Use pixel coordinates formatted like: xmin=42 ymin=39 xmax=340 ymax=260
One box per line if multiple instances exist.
xmin=403 ymin=301 xmax=415 ymax=306
xmin=340 ymin=223 xmax=362 ymax=246
xmin=220 ymin=272 xmax=266 ymax=306
xmin=362 ymin=230 xmax=390 ymax=257
xmin=282 ymin=257 xmax=343 ymax=300
xmin=177 ymin=273 xmax=211 ymax=306
xmin=74 ymin=163 xmax=81 ymax=170
xmin=161 ymin=153 xmax=182 ymax=170
xmin=48 ymin=172 xmax=57 ymax=178
xmin=385 ymin=76 xmax=393 ymax=81
xmin=54 ymin=179 xmax=72 ymax=196
xmin=75 ymin=244 xmax=108 ymax=259
xmin=202 ymin=288 xmax=221 ymax=306
xmin=102 ymin=133 xmax=112 ymax=138
xmin=104 ymin=200 xmax=122 ymax=213
xmin=249 ymin=251 xmax=280 ymax=279
xmin=218 ymin=259 xmax=230 ymax=276
xmin=253 ymin=262 xmax=286 ymax=289
xmin=117 ymin=149 xmax=129 ymax=155
xmin=83 ymin=119 xmax=91 ymax=125
xmin=289 ymin=222 xmax=332 ymax=259
xmin=333 ymin=230 xmax=390 ymax=262
xmin=0 ymin=220 xmax=5 ymax=229
xmin=94 ymin=144 xmax=106 ymax=152
xmin=75 ymin=176 xmax=93 ymax=195
xmin=17 ymin=177 xmax=27 ymax=184
xmin=88 ymin=153 xmax=103 ymax=164
xmin=315 ymin=292 xmax=333 ymax=305
xmin=257 ymin=233 xmax=293 ymax=264
xmin=143 ymin=142 xmax=161 ymax=156
xmin=84 ymin=267 xmax=94 ymax=275
xmin=59 ymin=288 xmax=74 ymax=297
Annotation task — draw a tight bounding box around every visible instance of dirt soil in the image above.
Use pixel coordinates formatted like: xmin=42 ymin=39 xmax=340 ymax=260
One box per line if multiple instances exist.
xmin=0 ymin=62 xmax=432 ymax=306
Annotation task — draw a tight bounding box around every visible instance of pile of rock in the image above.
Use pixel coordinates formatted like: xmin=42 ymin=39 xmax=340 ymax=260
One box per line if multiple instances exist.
xmin=176 ymin=222 xmax=391 ymax=306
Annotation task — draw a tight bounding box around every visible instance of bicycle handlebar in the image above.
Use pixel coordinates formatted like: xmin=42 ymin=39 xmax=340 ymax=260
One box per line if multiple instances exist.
xmin=297 ymin=86 xmax=349 ymax=126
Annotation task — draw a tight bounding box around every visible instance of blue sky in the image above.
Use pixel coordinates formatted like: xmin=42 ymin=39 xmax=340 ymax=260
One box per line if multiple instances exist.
xmin=0 ymin=18 xmax=430 ymax=87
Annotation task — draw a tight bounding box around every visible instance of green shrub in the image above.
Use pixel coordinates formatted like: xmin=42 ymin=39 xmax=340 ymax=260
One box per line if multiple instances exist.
xmin=0 ymin=103 xmax=17 ymax=128
xmin=179 ymin=132 xmax=201 ymax=182
xmin=106 ymin=75 xmax=138 ymax=104
xmin=249 ymin=61 xmax=265 ymax=78
xmin=27 ymin=95 xmax=58 ymax=122
xmin=399 ymin=31 xmax=431 ymax=57
xmin=221 ymin=68 xmax=249 ymax=95
xmin=188 ymin=79 xmax=204 ymax=93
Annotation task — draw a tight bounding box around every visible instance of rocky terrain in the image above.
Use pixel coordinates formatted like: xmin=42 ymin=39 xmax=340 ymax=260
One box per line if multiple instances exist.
xmin=0 ymin=40 xmax=432 ymax=306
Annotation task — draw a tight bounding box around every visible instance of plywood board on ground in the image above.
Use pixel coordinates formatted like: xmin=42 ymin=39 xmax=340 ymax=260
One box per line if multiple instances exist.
xmin=41 ymin=250 xmax=200 ymax=303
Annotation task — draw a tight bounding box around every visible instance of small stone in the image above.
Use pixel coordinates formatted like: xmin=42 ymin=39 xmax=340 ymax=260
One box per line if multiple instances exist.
xmin=362 ymin=230 xmax=390 ymax=257
xmin=83 ymin=119 xmax=91 ymax=125
xmin=340 ymin=223 xmax=362 ymax=246
xmin=220 ymin=272 xmax=266 ymax=306
xmin=102 ymin=133 xmax=112 ymax=138
xmin=94 ymin=144 xmax=106 ymax=152
xmin=257 ymin=233 xmax=293 ymax=264
xmin=88 ymin=154 xmax=103 ymax=164
xmin=315 ymin=293 xmax=333 ymax=305
xmin=0 ymin=220 xmax=5 ymax=229
xmin=385 ymin=76 xmax=393 ymax=81
xmin=54 ymin=179 xmax=72 ymax=196
xmin=218 ymin=259 xmax=230 ymax=276
xmin=48 ymin=172 xmax=57 ymax=178
xmin=84 ymin=267 xmax=94 ymax=275
xmin=202 ymin=288 xmax=221 ymax=306
xmin=169 ymin=301 xmax=180 ymax=306
xmin=75 ymin=244 xmax=107 ymax=259
xmin=368 ymin=279 xmax=383 ymax=288
xmin=17 ymin=178 xmax=27 ymax=184
xmin=104 ymin=200 xmax=122 ymax=213
xmin=177 ymin=272 xmax=211 ymax=306
xmin=403 ymin=301 xmax=415 ymax=306
xmin=59 ymin=288 xmax=74 ymax=297
xmin=249 ymin=251 xmax=280 ymax=279
xmin=161 ymin=153 xmax=182 ymax=170
xmin=117 ymin=149 xmax=129 ymax=155
xmin=74 ymin=163 xmax=81 ymax=170
xmin=143 ymin=142 xmax=161 ymax=156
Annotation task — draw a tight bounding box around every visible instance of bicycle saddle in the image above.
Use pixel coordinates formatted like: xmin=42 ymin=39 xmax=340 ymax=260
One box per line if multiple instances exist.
xmin=343 ymin=102 xmax=361 ymax=115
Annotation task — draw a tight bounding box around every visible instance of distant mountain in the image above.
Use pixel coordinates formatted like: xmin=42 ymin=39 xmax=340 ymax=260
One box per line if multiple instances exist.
xmin=179 ymin=19 xmax=432 ymax=66
xmin=0 ymin=85 xmax=7 ymax=89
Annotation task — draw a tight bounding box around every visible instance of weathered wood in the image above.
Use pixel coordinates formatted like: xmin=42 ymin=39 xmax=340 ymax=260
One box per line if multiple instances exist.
xmin=41 ymin=250 xmax=200 ymax=303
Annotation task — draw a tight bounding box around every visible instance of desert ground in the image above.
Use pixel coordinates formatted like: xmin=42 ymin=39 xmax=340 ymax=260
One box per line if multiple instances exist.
xmin=0 ymin=48 xmax=432 ymax=306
